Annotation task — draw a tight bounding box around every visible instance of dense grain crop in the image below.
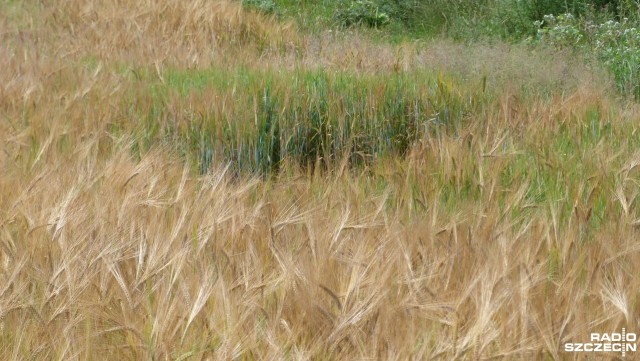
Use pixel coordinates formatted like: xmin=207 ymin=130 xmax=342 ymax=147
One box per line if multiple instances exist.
xmin=1 ymin=0 xmax=639 ymax=359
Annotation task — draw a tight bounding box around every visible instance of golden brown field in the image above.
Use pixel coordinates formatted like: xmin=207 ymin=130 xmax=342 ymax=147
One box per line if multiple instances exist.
xmin=1 ymin=1 xmax=640 ymax=359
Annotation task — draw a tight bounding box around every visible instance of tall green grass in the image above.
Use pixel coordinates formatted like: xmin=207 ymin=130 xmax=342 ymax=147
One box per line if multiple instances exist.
xmin=123 ymin=67 xmax=483 ymax=175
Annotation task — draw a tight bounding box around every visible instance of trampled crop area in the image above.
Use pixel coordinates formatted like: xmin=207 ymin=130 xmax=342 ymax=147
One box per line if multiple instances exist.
xmin=1 ymin=1 xmax=640 ymax=359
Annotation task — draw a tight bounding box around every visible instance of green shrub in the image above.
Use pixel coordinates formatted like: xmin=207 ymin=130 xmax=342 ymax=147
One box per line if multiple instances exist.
xmin=335 ymin=0 xmax=390 ymax=28
xmin=534 ymin=13 xmax=584 ymax=47
xmin=534 ymin=13 xmax=640 ymax=98
xmin=446 ymin=0 xmax=626 ymax=41
xmin=592 ymin=18 xmax=640 ymax=98
xmin=382 ymin=0 xmax=466 ymax=34
xmin=242 ymin=0 xmax=277 ymax=14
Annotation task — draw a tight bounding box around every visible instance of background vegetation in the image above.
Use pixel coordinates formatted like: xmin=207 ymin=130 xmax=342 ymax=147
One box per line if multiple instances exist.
xmin=1 ymin=0 xmax=640 ymax=359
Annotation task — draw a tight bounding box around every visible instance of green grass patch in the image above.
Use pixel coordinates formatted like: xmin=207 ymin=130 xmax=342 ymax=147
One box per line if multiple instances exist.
xmin=120 ymin=67 xmax=484 ymax=176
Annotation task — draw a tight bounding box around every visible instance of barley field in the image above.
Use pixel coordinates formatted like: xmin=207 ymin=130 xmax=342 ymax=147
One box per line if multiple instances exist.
xmin=1 ymin=1 xmax=640 ymax=360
